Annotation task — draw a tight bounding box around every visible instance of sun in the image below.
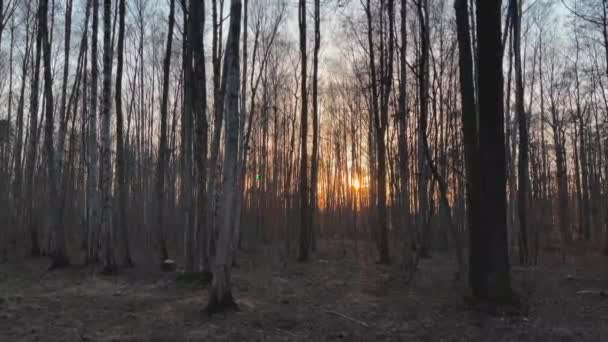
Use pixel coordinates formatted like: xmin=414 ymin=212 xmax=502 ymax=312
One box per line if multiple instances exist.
xmin=352 ymin=178 xmax=361 ymax=190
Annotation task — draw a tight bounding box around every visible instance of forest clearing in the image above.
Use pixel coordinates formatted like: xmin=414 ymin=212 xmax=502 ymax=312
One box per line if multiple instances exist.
xmin=1 ymin=241 xmax=607 ymax=341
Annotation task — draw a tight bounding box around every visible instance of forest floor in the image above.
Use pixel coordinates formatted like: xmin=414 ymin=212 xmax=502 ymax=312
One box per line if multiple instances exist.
xmin=0 ymin=240 xmax=607 ymax=341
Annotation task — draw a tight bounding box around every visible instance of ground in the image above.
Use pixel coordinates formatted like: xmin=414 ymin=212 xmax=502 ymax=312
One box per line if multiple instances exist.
xmin=0 ymin=241 xmax=607 ymax=341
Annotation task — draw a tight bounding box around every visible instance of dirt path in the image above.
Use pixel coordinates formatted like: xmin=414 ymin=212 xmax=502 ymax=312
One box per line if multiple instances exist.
xmin=1 ymin=244 xmax=607 ymax=341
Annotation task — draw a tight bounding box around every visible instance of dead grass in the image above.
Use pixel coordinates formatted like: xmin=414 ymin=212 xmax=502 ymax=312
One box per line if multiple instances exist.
xmin=0 ymin=240 xmax=607 ymax=341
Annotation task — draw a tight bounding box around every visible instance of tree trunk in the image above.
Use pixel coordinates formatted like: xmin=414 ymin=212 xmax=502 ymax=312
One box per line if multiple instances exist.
xmin=40 ymin=0 xmax=70 ymax=268
xmin=11 ymin=3 xmax=33 ymax=254
xmin=115 ymin=0 xmax=133 ymax=267
xmin=207 ymin=0 xmax=242 ymax=313
xmin=156 ymin=0 xmax=176 ymax=266
xmin=86 ymin=0 xmax=100 ymax=264
xmin=470 ymin=0 xmax=512 ymax=302
xmin=191 ymin=0 xmax=210 ymax=275
xmin=56 ymin=0 xmax=73 ymax=179
xmin=181 ymin=0 xmax=195 ymax=273
xmin=25 ymin=2 xmax=43 ymax=258
xmin=297 ymin=0 xmax=310 ymax=262
xmin=511 ymin=0 xmax=530 ymax=265
xmin=100 ymin=0 xmax=116 ymax=273
xmin=310 ymin=0 xmax=321 ymax=253
xmin=398 ymin=0 xmax=412 ymax=271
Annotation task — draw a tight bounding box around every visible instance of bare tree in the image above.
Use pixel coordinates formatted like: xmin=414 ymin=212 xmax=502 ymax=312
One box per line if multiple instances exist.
xmin=511 ymin=0 xmax=531 ymax=265
xmin=469 ymin=0 xmax=512 ymax=302
xmin=156 ymin=0 xmax=176 ymax=266
xmin=298 ymin=0 xmax=310 ymax=262
xmin=99 ymin=0 xmax=116 ymax=273
xmin=115 ymin=0 xmax=133 ymax=267
xmin=207 ymin=0 xmax=242 ymax=314
xmin=86 ymin=0 xmax=101 ymax=264
xmin=40 ymin=0 xmax=69 ymax=268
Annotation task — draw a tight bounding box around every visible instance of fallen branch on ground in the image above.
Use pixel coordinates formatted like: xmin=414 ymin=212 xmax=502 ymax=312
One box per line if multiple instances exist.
xmin=576 ymin=289 xmax=606 ymax=296
xmin=325 ymin=310 xmax=370 ymax=328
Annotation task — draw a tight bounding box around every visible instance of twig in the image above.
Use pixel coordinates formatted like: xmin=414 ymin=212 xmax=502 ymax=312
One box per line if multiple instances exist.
xmin=275 ymin=328 xmax=298 ymax=338
xmin=325 ymin=310 xmax=370 ymax=328
xmin=576 ymin=289 xmax=607 ymax=296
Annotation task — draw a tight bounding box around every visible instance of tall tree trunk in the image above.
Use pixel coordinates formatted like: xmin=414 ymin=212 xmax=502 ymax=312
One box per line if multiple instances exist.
xmin=310 ymin=0 xmax=321 ymax=253
xmin=233 ymin=0 xmax=248 ymax=264
xmin=115 ymin=0 xmax=132 ymax=267
xmin=416 ymin=0 xmax=430 ymax=260
xmin=206 ymin=0 xmax=225 ymax=255
xmin=11 ymin=3 xmax=32 ymax=253
xmin=470 ymin=0 xmax=512 ymax=302
xmin=40 ymin=0 xmax=70 ymax=268
xmin=207 ymin=0 xmax=242 ymax=313
xmin=511 ymin=0 xmax=530 ymax=265
xmin=56 ymin=0 xmax=73 ymax=179
xmin=298 ymin=0 xmax=310 ymax=262
xmin=398 ymin=0 xmax=412 ymax=272
xmin=181 ymin=0 xmax=195 ymax=273
xmin=25 ymin=4 xmax=42 ymax=258
xmin=100 ymin=0 xmax=116 ymax=273
xmin=156 ymin=0 xmax=176 ymax=266
xmin=86 ymin=0 xmax=100 ymax=264
xmin=192 ymin=0 xmax=210 ymax=275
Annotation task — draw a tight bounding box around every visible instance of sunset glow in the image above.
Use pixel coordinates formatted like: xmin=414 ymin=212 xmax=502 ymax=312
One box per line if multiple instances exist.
xmin=352 ymin=178 xmax=361 ymax=190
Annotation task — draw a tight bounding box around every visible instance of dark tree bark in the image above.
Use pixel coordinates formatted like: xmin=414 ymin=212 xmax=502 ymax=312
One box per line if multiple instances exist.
xmin=511 ymin=0 xmax=530 ymax=265
xmin=115 ymin=0 xmax=133 ymax=267
xmin=181 ymin=0 xmax=195 ymax=273
xmin=56 ymin=0 xmax=73 ymax=178
xmin=100 ymin=0 xmax=117 ymax=273
xmin=310 ymin=0 xmax=321 ymax=253
xmin=156 ymin=0 xmax=176 ymax=265
xmin=40 ymin=0 xmax=70 ymax=268
xmin=470 ymin=0 xmax=512 ymax=302
xmin=25 ymin=2 xmax=43 ymax=258
xmin=298 ymin=0 xmax=310 ymax=262
xmin=86 ymin=0 xmax=101 ymax=264
xmin=191 ymin=0 xmax=210 ymax=275
xmin=11 ymin=2 xmax=33 ymax=252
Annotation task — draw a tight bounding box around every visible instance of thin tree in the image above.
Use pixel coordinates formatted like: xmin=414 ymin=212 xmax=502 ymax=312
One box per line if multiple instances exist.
xmin=511 ymin=0 xmax=530 ymax=265
xmin=25 ymin=0 xmax=43 ymax=257
xmin=192 ymin=0 xmax=210 ymax=275
xmin=207 ymin=0 xmax=242 ymax=313
xmin=156 ymin=0 xmax=176 ymax=265
xmin=115 ymin=0 xmax=133 ymax=267
xmin=298 ymin=0 xmax=310 ymax=262
xmin=86 ymin=0 xmax=100 ymax=264
xmin=100 ymin=0 xmax=117 ymax=273
xmin=398 ymin=0 xmax=412 ymax=272
xmin=40 ymin=0 xmax=70 ymax=268
xmin=310 ymin=0 xmax=321 ymax=252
